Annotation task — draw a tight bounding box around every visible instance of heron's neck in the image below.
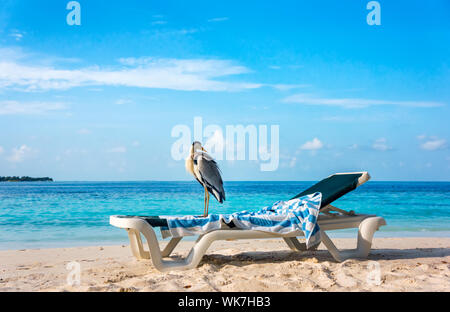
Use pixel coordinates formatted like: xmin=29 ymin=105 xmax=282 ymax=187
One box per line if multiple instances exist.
xmin=185 ymin=155 xmax=195 ymax=176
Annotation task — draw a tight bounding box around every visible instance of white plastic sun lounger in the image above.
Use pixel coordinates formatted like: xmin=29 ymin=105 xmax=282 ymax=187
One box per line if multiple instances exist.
xmin=110 ymin=172 xmax=386 ymax=272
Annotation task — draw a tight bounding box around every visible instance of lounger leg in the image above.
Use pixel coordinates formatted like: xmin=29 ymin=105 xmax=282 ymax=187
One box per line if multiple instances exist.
xmin=320 ymin=231 xmax=344 ymax=262
xmin=127 ymin=229 xmax=150 ymax=259
xmin=320 ymin=216 xmax=386 ymax=262
xmin=142 ymin=226 xmax=266 ymax=271
xmin=283 ymin=237 xmax=307 ymax=251
xmin=161 ymin=237 xmax=183 ymax=257
xmin=116 ymin=218 xmax=213 ymax=271
xmin=138 ymin=225 xmax=219 ymax=272
xmin=356 ymin=217 xmax=386 ymax=258
xmin=133 ymin=222 xmax=216 ymax=271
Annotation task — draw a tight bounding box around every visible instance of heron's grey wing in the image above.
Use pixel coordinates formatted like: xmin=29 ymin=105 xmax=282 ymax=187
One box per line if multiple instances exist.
xmin=195 ymin=153 xmax=225 ymax=203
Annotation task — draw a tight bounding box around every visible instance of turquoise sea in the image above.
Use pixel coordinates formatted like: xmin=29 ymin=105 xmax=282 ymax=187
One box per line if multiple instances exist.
xmin=0 ymin=181 xmax=449 ymax=250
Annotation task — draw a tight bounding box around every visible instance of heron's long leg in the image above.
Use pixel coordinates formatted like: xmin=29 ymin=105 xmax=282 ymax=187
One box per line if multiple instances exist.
xmin=203 ymin=185 xmax=208 ymax=217
xmin=206 ymin=191 xmax=210 ymax=216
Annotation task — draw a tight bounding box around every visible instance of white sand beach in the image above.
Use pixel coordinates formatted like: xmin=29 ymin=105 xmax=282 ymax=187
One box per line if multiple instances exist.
xmin=0 ymin=237 xmax=449 ymax=292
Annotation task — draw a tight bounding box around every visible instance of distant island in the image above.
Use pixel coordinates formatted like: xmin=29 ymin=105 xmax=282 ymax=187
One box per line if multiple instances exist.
xmin=0 ymin=176 xmax=53 ymax=182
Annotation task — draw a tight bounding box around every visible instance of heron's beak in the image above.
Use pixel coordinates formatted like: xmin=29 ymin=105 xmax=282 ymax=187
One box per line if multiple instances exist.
xmin=201 ymin=147 xmax=207 ymax=152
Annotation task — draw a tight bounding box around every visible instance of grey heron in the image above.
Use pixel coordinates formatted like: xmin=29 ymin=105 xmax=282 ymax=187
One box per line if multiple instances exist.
xmin=185 ymin=141 xmax=225 ymax=217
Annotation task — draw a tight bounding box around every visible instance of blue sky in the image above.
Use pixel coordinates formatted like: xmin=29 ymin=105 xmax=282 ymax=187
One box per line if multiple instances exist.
xmin=0 ymin=0 xmax=449 ymax=181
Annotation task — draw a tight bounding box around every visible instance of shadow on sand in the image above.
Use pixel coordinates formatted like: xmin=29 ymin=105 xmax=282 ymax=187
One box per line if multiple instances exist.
xmin=192 ymin=247 xmax=450 ymax=268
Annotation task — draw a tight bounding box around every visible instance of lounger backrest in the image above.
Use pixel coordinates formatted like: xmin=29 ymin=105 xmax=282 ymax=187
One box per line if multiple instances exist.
xmin=291 ymin=172 xmax=370 ymax=208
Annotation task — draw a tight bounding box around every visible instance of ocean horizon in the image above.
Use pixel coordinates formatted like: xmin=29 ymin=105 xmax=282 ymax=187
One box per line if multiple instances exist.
xmin=21 ymin=179 xmax=450 ymax=182
xmin=1 ymin=180 xmax=449 ymax=250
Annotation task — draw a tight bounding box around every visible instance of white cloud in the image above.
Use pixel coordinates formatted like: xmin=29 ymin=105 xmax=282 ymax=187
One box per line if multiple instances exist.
xmin=322 ymin=115 xmax=355 ymax=122
xmin=417 ymin=134 xmax=427 ymax=140
xmin=7 ymin=145 xmax=33 ymax=163
xmin=152 ymin=20 xmax=167 ymax=25
xmin=169 ymin=28 xmax=199 ymax=35
xmin=289 ymin=156 xmax=297 ymax=168
xmin=0 ymin=50 xmax=306 ymax=93
xmin=420 ymin=138 xmax=447 ymax=151
xmin=0 ymin=146 xmax=4 ymax=155
xmin=9 ymin=30 xmax=24 ymax=41
xmin=0 ymin=47 xmax=80 ymax=65
xmin=115 ymin=98 xmax=133 ymax=105
xmin=271 ymin=84 xmax=310 ymax=91
xmin=63 ymin=148 xmax=88 ymax=157
xmin=283 ymin=94 xmax=444 ymax=108
xmin=107 ymin=146 xmax=127 ymax=153
xmin=278 ymin=153 xmax=297 ymax=169
xmin=0 ymin=101 xmax=66 ymax=115
xmin=417 ymin=135 xmax=447 ymax=151
xmin=0 ymin=57 xmax=261 ymax=92
xmin=207 ymin=17 xmax=229 ymax=22
xmin=77 ymin=128 xmax=91 ymax=135
xmin=10 ymin=33 xmax=23 ymax=41
xmin=0 ymin=47 xmax=28 ymax=61
xmin=300 ymin=138 xmax=323 ymax=151
xmin=372 ymin=138 xmax=392 ymax=151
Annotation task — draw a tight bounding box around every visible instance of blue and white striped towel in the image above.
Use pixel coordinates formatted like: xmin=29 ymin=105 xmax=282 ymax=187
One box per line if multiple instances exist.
xmin=161 ymin=192 xmax=322 ymax=248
